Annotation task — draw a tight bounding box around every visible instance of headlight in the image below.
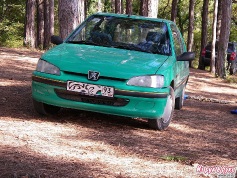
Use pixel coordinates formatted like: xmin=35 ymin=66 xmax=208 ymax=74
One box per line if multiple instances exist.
xmin=127 ymin=75 xmax=164 ymax=88
xmin=36 ymin=59 xmax=60 ymax=75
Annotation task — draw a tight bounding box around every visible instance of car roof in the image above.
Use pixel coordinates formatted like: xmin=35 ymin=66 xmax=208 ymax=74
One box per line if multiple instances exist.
xmin=206 ymin=41 xmax=237 ymax=47
xmin=95 ymin=12 xmax=174 ymax=24
xmin=205 ymin=41 xmax=236 ymax=51
xmin=231 ymin=42 xmax=237 ymax=46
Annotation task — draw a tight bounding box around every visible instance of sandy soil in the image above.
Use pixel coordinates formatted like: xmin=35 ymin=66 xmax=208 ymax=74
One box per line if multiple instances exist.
xmin=0 ymin=47 xmax=237 ymax=178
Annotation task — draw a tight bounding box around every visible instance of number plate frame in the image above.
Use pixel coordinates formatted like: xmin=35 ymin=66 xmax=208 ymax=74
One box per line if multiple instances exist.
xmin=67 ymin=81 xmax=114 ymax=98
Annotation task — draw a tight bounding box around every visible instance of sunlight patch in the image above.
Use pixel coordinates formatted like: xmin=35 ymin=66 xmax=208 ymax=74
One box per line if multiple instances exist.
xmin=0 ymin=117 xmax=198 ymax=177
xmin=170 ymin=123 xmax=204 ymax=134
xmin=0 ymin=80 xmax=29 ymax=86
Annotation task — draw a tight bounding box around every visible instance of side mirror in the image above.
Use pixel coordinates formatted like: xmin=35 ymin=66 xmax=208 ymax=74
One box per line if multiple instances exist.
xmin=177 ymin=52 xmax=195 ymax=61
xmin=51 ymin=35 xmax=63 ymax=45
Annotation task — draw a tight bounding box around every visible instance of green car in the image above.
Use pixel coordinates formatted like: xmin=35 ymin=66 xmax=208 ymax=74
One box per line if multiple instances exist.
xmin=32 ymin=13 xmax=194 ymax=130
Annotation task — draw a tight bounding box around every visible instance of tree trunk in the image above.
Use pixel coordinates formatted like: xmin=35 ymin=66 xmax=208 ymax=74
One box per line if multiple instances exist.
xmin=24 ymin=0 xmax=36 ymax=48
xmin=43 ymin=0 xmax=50 ymax=49
xmin=198 ymin=0 xmax=209 ymax=70
xmin=121 ymin=0 xmax=124 ymax=13
xmin=216 ymin=0 xmax=232 ymax=78
xmin=115 ymin=0 xmax=121 ymax=13
xmin=49 ymin=0 xmax=54 ymax=36
xmin=171 ymin=0 xmax=179 ymax=22
xmin=210 ymin=0 xmax=218 ymax=74
xmin=78 ymin=0 xmax=85 ymax=24
xmin=98 ymin=0 xmax=102 ymax=12
xmin=58 ymin=0 xmax=79 ymax=39
xmin=36 ymin=0 xmax=44 ymax=49
xmin=176 ymin=3 xmax=184 ymax=35
xmin=126 ymin=0 xmax=132 ymax=15
xmin=111 ymin=0 xmax=115 ymax=12
xmin=140 ymin=0 xmax=148 ymax=16
xmin=187 ymin=0 xmax=195 ymax=52
xmin=0 ymin=1 xmax=5 ymax=22
xmin=216 ymin=0 xmax=222 ymax=40
xmin=187 ymin=0 xmax=195 ymax=67
xmin=148 ymin=0 xmax=158 ymax=18
xmin=84 ymin=0 xmax=88 ymax=18
xmin=43 ymin=0 xmax=54 ymax=49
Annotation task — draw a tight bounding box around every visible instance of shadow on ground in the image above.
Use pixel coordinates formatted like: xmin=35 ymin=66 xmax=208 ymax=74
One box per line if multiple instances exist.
xmin=0 ymin=48 xmax=236 ymax=177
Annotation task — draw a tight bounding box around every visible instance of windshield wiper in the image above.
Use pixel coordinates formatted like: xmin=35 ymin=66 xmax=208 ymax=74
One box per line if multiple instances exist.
xmin=113 ymin=44 xmax=151 ymax=53
xmin=112 ymin=44 xmax=132 ymax=50
xmin=67 ymin=40 xmax=112 ymax=48
xmin=66 ymin=40 xmax=98 ymax=45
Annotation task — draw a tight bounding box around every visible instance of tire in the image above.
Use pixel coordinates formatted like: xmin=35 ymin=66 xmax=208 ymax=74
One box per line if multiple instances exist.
xmin=175 ymin=86 xmax=185 ymax=110
xmin=148 ymin=87 xmax=175 ymax=131
xmin=229 ymin=61 xmax=236 ymax=75
xmin=33 ymin=99 xmax=60 ymax=115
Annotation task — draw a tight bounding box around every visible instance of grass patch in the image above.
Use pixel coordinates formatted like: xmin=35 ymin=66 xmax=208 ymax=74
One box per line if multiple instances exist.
xmin=226 ymin=74 xmax=237 ymax=84
xmin=191 ymin=58 xmax=199 ymax=69
xmin=160 ymin=155 xmax=187 ymax=162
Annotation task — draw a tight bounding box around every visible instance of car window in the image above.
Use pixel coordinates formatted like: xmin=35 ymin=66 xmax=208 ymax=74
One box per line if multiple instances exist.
xmin=66 ymin=15 xmax=171 ymax=56
xmin=170 ymin=24 xmax=184 ymax=56
xmin=228 ymin=43 xmax=234 ymax=51
xmin=206 ymin=42 xmax=235 ymax=52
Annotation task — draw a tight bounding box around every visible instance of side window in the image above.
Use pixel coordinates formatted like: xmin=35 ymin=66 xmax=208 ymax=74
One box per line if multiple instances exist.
xmin=171 ymin=24 xmax=184 ymax=56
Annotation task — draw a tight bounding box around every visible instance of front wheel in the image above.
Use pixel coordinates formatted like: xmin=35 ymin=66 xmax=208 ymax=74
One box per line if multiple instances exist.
xmin=229 ymin=61 xmax=237 ymax=75
xmin=148 ymin=87 xmax=175 ymax=131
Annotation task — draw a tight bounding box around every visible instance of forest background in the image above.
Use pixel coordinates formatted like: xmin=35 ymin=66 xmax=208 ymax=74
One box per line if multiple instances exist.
xmin=1 ymin=0 xmax=237 ymax=77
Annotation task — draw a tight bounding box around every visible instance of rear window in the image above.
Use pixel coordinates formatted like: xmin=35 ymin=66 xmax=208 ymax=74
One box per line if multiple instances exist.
xmin=205 ymin=43 xmax=217 ymax=51
xmin=205 ymin=42 xmax=235 ymax=52
xmin=228 ymin=43 xmax=234 ymax=51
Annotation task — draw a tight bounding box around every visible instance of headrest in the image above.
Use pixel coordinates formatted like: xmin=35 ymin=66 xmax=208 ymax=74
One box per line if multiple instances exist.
xmin=146 ymin=32 xmax=161 ymax=43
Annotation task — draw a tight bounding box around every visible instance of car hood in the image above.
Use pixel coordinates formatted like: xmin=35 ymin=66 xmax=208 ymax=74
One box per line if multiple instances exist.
xmin=42 ymin=43 xmax=170 ymax=79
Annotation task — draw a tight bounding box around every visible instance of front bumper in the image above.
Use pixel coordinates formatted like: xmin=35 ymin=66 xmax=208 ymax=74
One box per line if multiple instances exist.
xmin=32 ymin=75 xmax=169 ymax=119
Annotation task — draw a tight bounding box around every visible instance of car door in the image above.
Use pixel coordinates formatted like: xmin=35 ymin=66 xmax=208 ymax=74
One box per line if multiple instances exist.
xmin=170 ymin=24 xmax=188 ymax=93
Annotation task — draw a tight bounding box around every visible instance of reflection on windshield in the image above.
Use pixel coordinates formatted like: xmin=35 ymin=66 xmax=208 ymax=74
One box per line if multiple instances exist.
xmin=66 ymin=15 xmax=171 ymax=56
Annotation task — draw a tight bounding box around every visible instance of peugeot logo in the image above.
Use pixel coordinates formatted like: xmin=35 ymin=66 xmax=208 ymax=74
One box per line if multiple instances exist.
xmin=88 ymin=70 xmax=100 ymax=81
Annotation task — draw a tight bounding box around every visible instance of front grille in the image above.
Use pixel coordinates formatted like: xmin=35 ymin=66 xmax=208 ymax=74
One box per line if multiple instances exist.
xmin=64 ymin=71 xmax=126 ymax=82
xmin=55 ymin=89 xmax=129 ymax=106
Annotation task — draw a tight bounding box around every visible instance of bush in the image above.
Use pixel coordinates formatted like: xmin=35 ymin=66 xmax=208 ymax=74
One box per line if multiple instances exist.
xmin=0 ymin=20 xmax=24 ymax=48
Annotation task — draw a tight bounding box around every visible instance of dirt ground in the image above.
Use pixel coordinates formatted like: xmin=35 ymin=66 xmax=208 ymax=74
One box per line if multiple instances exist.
xmin=0 ymin=47 xmax=237 ymax=178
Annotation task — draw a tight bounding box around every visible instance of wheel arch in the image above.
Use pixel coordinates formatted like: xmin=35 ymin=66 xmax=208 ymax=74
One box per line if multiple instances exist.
xmin=170 ymin=80 xmax=175 ymax=90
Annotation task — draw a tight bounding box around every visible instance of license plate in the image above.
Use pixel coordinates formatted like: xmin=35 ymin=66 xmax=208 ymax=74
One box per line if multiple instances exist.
xmin=67 ymin=81 xmax=114 ymax=97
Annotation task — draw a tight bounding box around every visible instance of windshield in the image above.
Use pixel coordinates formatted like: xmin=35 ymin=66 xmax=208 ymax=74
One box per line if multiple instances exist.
xmin=66 ymin=15 xmax=171 ymax=56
